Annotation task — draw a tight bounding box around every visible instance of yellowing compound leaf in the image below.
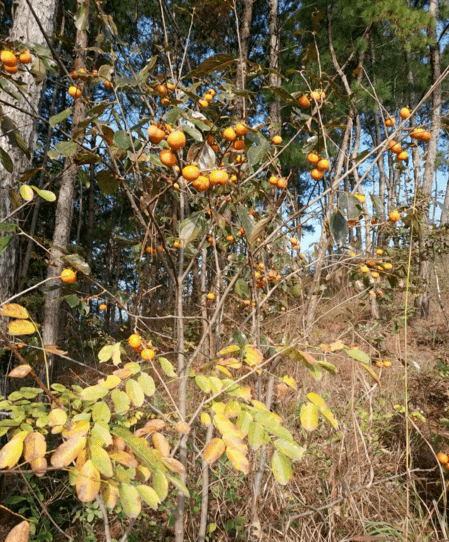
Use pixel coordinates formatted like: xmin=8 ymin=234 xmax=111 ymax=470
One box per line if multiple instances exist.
xmin=226 ymin=447 xmax=250 ymax=474
xmin=271 ymin=450 xmax=292 ymax=485
xmin=134 ymin=419 xmax=165 ymax=437
xmin=80 ymin=385 xmax=109 ymax=402
xmin=4 ymin=521 xmax=30 ymax=542
xmin=7 ymin=320 xmax=36 ymax=335
xmin=159 ymin=357 xmax=177 ymax=378
xmin=152 ymin=468 xmax=168 ymax=500
xmin=161 ymin=457 xmax=187 ymax=475
xmin=76 ymin=460 xmax=100 ymax=502
xmin=111 ymin=389 xmax=130 ymax=413
xmin=62 ymin=419 xmax=89 ymax=439
xmin=217 ymin=344 xmax=241 ymax=356
xmin=90 ymin=445 xmax=113 ymax=477
xmin=120 ymin=483 xmax=142 ymax=518
xmin=50 ymin=435 xmax=87 ymax=468
xmin=300 ymin=402 xmax=319 ymax=432
xmin=195 ymin=375 xmax=210 ymax=393
xmin=108 ymin=451 xmax=138 ymax=468
xmin=222 ymin=433 xmax=248 ymax=454
xmin=0 ymin=431 xmax=28 ymax=469
xmin=0 ymin=304 xmax=29 ymax=319
xmin=102 ymin=482 xmax=119 ymax=510
xmin=346 ymin=348 xmax=371 ymax=364
xmin=97 ymin=375 xmax=121 ymax=390
xmin=126 ymin=379 xmax=145 ymax=407
xmin=273 ymin=439 xmax=305 ymax=461
xmin=201 ymin=412 xmax=212 ymax=427
xmin=30 ymin=456 xmax=47 ymax=477
xmin=8 ymin=365 xmax=32 ymax=378
xmin=306 ymin=392 xmax=327 ymax=408
xmin=320 ymin=407 xmax=339 ymax=429
xmin=283 ymin=375 xmax=296 ymax=389
xmin=48 ymin=408 xmax=67 ymax=433
xmin=243 ymin=344 xmax=263 ymax=366
xmin=203 ymin=438 xmax=226 ymax=464
xmin=138 ymin=372 xmax=156 ymax=396
xmin=152 ymin=432 xmax=170 ymax=457
xmin=213 ymin=414 xmax=243 ymax=438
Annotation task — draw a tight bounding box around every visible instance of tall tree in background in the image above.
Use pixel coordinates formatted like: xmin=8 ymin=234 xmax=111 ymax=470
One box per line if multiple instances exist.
xmin=0 ymin=0 xmax=58 ymax=310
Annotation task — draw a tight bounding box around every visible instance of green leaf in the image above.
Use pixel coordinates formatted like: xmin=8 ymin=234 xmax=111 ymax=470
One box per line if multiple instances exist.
xmin=13 ymin=131 xmax=30 ymax=158
xmin=346 ymin=348 xmax=370 ymax=364
xmin=159 ymin=357 xmax=177 ymax=378
xmin=0 ymin=224 xmax=17 ymax=232
xmin=126 ymin=379 xmax=144 ymax=407
xmin=178 ymin=212 xmax=206 ymax=245
xmin=234 ymin=278 xmax=250 ymax=299
xmin=111 ymin=389 xmax=130 ymax=413
xmin=113 ymin=130 xmax=132 ymax=150
xmin=248 ymin=217 xmax=271 ymax=245
xmin=338 ymin=193 xmax=362 ymax=220
xmin=137 ymin=485 xmax=160 ymax=509
xmin=138 ymin=373 xmax=155 ymax=397
xmin=187 ymin=53 xmax=235 ymax=77
xmin=55 ymin=141 xmax=77 ymax=157
xmin=153 ymin=469 xmax=168 ymax=500
xmin=92 ymin=402 xmax=111 ymax=423
xmin=0 ymin=147 xmax=13 ymax=172
xmin=237 ymin=205 xmax=254 ymax=239
xmin=254 ymin=411 xmax=293 ymax=441
xmin=273 ymin=439 xmax=305 ymax=461
xmin=98 ymin=64 xmax=114 ymax=80
xmin=360 ymin=362 xmax=381 ymax=386
xmin=31 ymin=186 xmax=56 ymax=202
xmin=370 ymin=194 xmax=384 ymax=217
xmin=271 ymin=450 xmax=292 ymax=485
xmin=65 ymin=294 xmax=80 ymax=308
xmin=183 ymin=124 xmax=203 ymax=142
xmin=195 ymin=375 xmax=211 ymax=393
xmin=91 ymin=445 xmax=113 ymax=477
xmin=247 ymin=421 xmax=265 ymax=449
xmin=329 ymin=210 xmax=348 ymax=246
xmin=136 ymin=56 xmax=157 ymax=84
xmin=91 ymin=422 xmax=112 ymax=447
xmin=80 ymin=385 xmax=109 ymax=402
xmin=0 ymin=236 xmax=14 ymax=256
xmin=111 ymin=426 xmax=161 ymax=471
xmin=119 ymin=483 xmax=141 ymax=518
xmin=165 ymin=473 xmax=190 ymax=498
xmin=49 ymin=107 xmax=72 ymax=128
xmin=317 ymin=360 xmax=338 ymax=374
xmin=97 ymin=170 xmax=120 ymax=195
xmin=300 ymin=402 xmax=319 ymax=431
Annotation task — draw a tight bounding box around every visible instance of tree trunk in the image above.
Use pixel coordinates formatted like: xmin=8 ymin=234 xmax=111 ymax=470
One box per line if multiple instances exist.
xmin=269 ymin=0 xmax=281 ymax=133
xmin=42 ymin=0 xmax=89 ymax=362
xmin=0 ymin=0 xmax=58 ymax=308
xmin=234 ymin=0 xmax=253 ymax=119
xmin=415 ymin=0 xmax=442 ymax=317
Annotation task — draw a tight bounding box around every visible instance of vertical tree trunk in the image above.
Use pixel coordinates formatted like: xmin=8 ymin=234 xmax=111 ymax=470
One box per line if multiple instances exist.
xmin=234 ymin=0 xmax=253 ymax=119
xmin=415 ymin=0 xmax=442 ymax=317
xmin=269 ymin=0 xmax=281 ymax=133
xmin=42 ymin=0 xmax=89 ymax=358
xmin=0 ymin=0 xmax=58 ymax=308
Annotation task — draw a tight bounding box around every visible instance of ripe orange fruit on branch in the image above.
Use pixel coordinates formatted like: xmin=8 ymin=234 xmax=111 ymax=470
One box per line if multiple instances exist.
xmin=147 ymin=125 xmax=165 ymax=144
xmin=99 ymin=303 xmax=107 ymax=311
xmin=437 ymin=452 xmax=449 ymax=464
xmin=18 ymin=50 xmax=32 ymax=64
xmin=390 ymin=143 xmax=402 ymax=154
xmin=411 ymin=128 xmax=424 ymax=140
xmin=317 ymin=158 xmax=330 ymax=171
xmin=157 ymin=84 xmax=167 ymax=95
xmin=4 ymin=65 xmax=18 ymax=74
xmin=269 ymin=176 xmax=278 ymax=185
xmin=233 ymin=140 xmax=245 ymax=151
xmin=204 ymin=92 xmax=214 ymax=102
xmin=397 ymin=151 xmax=408 ymax=161
xmin=199 ymin=99 xmax=208 ymax=108
xmin=210 ymin=170 xmax=228 ymax=186
xmin=385 ymin=118 xmax=395 ymax=127
xmin=277 ymin=178 xmax=288 ymax=189
xmin=235 ymin=123 xmax=248 ymax=136
xmin=389 ymin=210 xmax=400 ymax=222
xmin=226 ymin=235 xmax=234 ymax=242
xmin=383 ymin=360 xmax=392 ymax=367
xmin=383 ymin=262 xmax=393 ymax=270
xmin=141 ymin=348 xmax=155 ymax=361
xmin=61 ymin=269 xmax=77 ymax=284
xmin=160 ymin=149 xmax=177 ymax=167
xmin=223 ymin=127 xmax=237 ymax=142
xmin=103 ymin=80 xmax=113 ymax=89
xmin=68 ymin=86 xmax=82 ymax=99
xmin=192 ymin=175 xmax=210 ymax=192
xmin=360 ymin=265 xmax=369 ymax=273
xmin=1 ymin=50 xmax=18 ymax=67
xmin=399 ymin=107 xmax=411 ymax=119
xmin=311 ymin=169 xmax=324 ymax=180
xmin=182 ymin=165 xmax=200 ymax=181
xmin=307 ymin=152 xmax=319 ymax=164
xmin=310 ymin=90 xmax=322 ymax=101
xmin=421 ymin=131 xmax=431 ymax=141
xmin=355 ymin=193 xmax=365 ymax=203
xmin=173 ymin=240 xmax=181 ymax=249
xmin=272 ymin=135 xmax=283 ymax=145
xmin=128 ymin=334 xmax=141 ymax=349
xmin=206 ymin=292 xmax=215 ymax=300
xmin=298 ymin=95 xmax=310 ymax=108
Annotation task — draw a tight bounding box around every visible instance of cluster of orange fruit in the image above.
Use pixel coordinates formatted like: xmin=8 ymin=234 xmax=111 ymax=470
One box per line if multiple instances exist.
xmin=358 ymin=249 xmax=393 ymax=279
xmin=0 ymin=49 xmax=32 ymax=74
xmin=306 ymin=152 xmax=330 ymax=180
xmin=375 ymin=360 xmax=392 ymax=368
xmin=128 ymin=334 xmax=155 ymax=361
xmin=67 ymin=68 xmax=113 ymax=99
xmin=198 ymin=87 xmax=215 ymax=109
xmin=254 ymin=262 xmax=281 ymax=289
xmin=385 ymin=106 xmax=431 ymax=162
xmin=156 ymin=81 xmax=176 ymax=107
xmin=268 ymin=175 xmax=288 ymax=189
xmin=297 ymin=89 xmax=325 ymax=109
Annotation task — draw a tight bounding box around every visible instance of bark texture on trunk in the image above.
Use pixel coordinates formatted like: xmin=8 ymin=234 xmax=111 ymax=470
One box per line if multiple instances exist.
xmin=42 ymin=0 xmax=89 ymax=355
xmin=269 ymin=0 xmax=281 ymax=133
xmin=0 ymin=0 xmax=58 ymax=306
xmin=234 ymin=0 xmax=253 ymax=119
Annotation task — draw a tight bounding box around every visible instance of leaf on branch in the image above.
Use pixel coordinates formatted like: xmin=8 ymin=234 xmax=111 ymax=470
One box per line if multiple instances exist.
xmin=7 ymin=320 xmax=37 ymax=336
xmin=329 ymin=210 xmax=348 ymax=246
xmin=0 ymin=304 xmax=29 ymax=319
xmin=8 ymin=365 xmax=32 ymax=379
xmin=271 ymin=450 xmax=292 ymax=485
xmin=4 ymin=521 xmax=30 ymax=542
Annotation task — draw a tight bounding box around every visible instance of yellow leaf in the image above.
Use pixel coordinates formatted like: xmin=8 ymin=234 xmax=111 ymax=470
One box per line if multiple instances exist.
xmin=361 ymin=362 xmax=381 ymax=386
xmin=102 ymin=482 xmax=119 ymax=510
xmin=62 ymin=419 xmax=89 ymax=439
xmin=20 ymin=184 xmax=34 ymax=202
xmin=217 ymin=345 xmax=240 ymax=356
xmin=0 ymin=431 xmax=28 ymax=469
xmin=224 ymin=401 xmax=241 ymax=418
xmin=50 ymin=435 xmax=87 ymax=468
xmin=213 ymin=414 xmax=243 ymax=438
xmin=306 ymin=392 xmax=327 ymax=408
xmin=162 ymin=457 xmax=187 ymax=475
xmin=8 ymin=365 xmax=32 ymax=378
xmin=76 ymin=460 xmax=101 ymax=502
xmin=215 ymin=365 xmax=233 ymax=378
xmin=300 ymin=403 xmax=319 ymax=432
xmin=23 ymin=432 xmax=46 ymax=462
xmin=0 ymin=304 xmax=29 ymax=319
xmin=211 ymin=402 xmax=226 ymax=415
xmin=201 ymin=412 xmax=211 ymax=427
xmin=152 ymin=432 xmax=170 ymax=457
xmin=226 ymin=447 xmax=250 ymax=474
xmin=283 ymin=375 xmax=296 ymax=389
xmin=44 ymin=344 xmax=68 ymax=356
xmin=108 ymin=451 xmax=138 ymax=468
xmin=97 ymin=375 xmax=122 ymax=389
xmin=48 ymin=408 xmax=68 ymax=434
xmin=4 ymin=521 xmax=30 ymax=542
xmin=235 ymin=386 xmax=252 ymax=400
xmin=7 ymin=320 xmax=37 ymax=336
xmin=222 ymin=433 xmax=248 ymax=455
xmin=203 ymin=438 xmax=226 ymax=464
xmin=243 ymin=344 xmax=263 ymax=366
